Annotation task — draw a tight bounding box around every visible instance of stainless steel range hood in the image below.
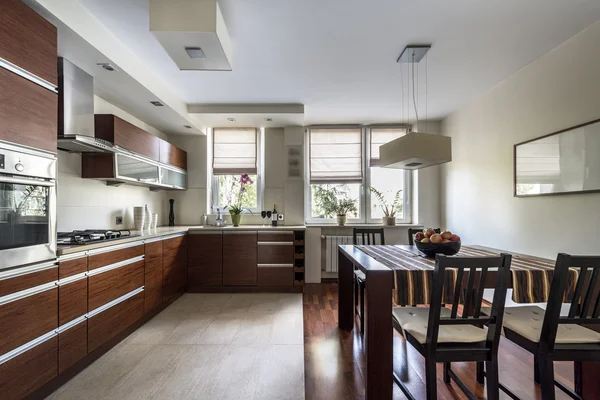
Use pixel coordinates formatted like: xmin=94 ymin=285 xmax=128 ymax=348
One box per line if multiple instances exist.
xmin=57 ymin=58 xmax=114 ymax=153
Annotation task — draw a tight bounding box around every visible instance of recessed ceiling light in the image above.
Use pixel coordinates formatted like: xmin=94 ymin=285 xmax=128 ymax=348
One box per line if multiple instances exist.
xmin=227 ymin=117 xmax=236 ymax=122
xmin=265 ymin=118 xmax=273 ymax=122
xmin=97 ymin=63 xmax=117 ymax=72
xmin=150 ymin=101 xmax=164 ymax=107
xmin=185 ymin=47 xmax=206 ymax=59
xmin=183 ymin=125 xmax=192 ymax=129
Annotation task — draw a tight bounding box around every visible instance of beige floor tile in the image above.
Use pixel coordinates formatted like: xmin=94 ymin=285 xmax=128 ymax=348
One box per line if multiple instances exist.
xmin=124 ymin=318 xmax=181 ymax=345
xmin=231 ymin=311 xmax=275 ymax=345
xmin=196 ymin=316 xmax=243 ymax=344
xmin=255 ymin=345 xmax=305 ymax=400
xmin=270 ymin=312 xmax=304 ymax=345
xmin=103 ymin=344 xmax=188 ymax=400
xmin=163 ymin=315 xmax=214 ymax=344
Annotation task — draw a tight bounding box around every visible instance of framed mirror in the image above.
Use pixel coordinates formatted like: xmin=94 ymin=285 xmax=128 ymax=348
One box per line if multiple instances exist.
xmin=514 ymin=118 xmax=600 ymax=197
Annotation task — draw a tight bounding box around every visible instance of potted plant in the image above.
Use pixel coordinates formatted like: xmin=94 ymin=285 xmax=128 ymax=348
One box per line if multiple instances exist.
xmin=313 ymin=185 xmax=358 ymax=226
xmin=227 ymin=174 xmax=254 ymax=226
xmin=369 ymin=187 xmax=402 ymax=226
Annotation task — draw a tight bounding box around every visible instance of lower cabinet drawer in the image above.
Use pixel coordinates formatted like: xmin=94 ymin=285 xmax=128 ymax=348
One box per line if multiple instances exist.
xmin=0 ymin=336 xmax=58 ymax=400
xmin=258 ymin=267 xmax=293 ymax=287
xmin=258 ymin=244 xmax=294 ymax=264
xmin=59 ymin=278 xmax=88 ymax=326
xmin=88 ymin=260 xmax=144 ymax=311
xmin=58 ymin=320 xmax=87 ymax=374
xmin=88 ymin=292 xmax=144 ymax=353
xmin=0 ymin=286 xmax=58 ymax=355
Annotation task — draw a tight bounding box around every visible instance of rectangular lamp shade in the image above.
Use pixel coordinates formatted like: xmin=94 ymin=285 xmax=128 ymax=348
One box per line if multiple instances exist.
xmin=380 ymin=132 xmax=452 ymax=170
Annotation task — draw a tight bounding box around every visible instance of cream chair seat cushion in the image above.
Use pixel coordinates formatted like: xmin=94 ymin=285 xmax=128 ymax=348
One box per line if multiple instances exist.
xmin=498 ymin=306 xmax=600 ymax=344
xmin=354 ymin=270 xmax=366 ymax=281
xmin=392 ymin=307 xmax=488 ymax=345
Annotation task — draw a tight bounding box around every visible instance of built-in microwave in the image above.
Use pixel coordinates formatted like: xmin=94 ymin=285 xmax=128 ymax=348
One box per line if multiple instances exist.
xmin=0 ymin=141 xmax=57 ymax=270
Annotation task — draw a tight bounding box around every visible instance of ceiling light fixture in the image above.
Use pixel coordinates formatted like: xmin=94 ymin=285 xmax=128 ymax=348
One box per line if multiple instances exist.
xmin=380 ymin=45 xmax=452 ymax=170
xmin=227 ymin=117 xmax=236 ymax=122
xmin=185 ymin=47 xmax=206 ymax=59
xmin=150 ymin=101 xmax=164 ymax=107
xmin=183 ymin=125 xmax=192 ymax=129
xmin=97 ymin=63 xmax=117 ymax=72
xmin=265 ymin=118 xmax=273 ymax=122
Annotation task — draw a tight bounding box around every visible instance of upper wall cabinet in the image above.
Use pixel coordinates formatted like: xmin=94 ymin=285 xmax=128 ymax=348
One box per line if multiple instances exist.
xmin=0 ymin=0 xmax=58 ymax=86
xmin=159 ymin=140 xmax=187 ymax=170
xmin=95 ymin=115 xmax=161 ymax=161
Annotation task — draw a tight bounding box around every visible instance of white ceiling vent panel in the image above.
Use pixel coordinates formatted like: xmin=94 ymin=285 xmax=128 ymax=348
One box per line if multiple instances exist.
xmin=150 ymin=0 xmax=232 ymax=71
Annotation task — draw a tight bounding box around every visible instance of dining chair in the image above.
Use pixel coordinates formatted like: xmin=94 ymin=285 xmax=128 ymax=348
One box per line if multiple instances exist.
xmin=352 ymin=228 xmax=385 ymax=334
xmin=408 ymin=228 xmax=440 ymax=245
xmin=392 ymin=253 xmax=512 ymax=400
xmin=497 ymin=253 xmax=600 ymax=400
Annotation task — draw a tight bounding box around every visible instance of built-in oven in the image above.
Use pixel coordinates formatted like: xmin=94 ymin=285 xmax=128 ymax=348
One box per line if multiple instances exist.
xmin=0 ymin=141 xmax=57 ymax=270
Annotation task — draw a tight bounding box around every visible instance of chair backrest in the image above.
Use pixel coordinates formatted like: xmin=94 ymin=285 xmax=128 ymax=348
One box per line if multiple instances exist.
xmin=426 ymin=254 xmax=512 ymax=350
xmin=408 ymin=228 xmax=441 ymax=245
xmin=541 ymin=254 xmax=600 ymax=350
xmin=353 ymin=228 xmax=385 ymax=245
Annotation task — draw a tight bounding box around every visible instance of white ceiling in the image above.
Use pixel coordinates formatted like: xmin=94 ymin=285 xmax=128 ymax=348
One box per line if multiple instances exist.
xmin=79 ymin=0 xmax=600 ymax=125
xmin=71 ymin=1 xmax=600 ymax=125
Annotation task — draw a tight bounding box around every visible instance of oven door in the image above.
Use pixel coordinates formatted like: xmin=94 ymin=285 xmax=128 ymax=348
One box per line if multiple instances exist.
xmin=0 ymin=175 xmax=56 ymax=270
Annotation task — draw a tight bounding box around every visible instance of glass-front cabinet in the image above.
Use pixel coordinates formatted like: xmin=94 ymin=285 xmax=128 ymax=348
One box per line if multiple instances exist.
xmin=115 ymin=154 xmax=160 ymax=184
xmin=161 ymin=167 xmax=187 ymax=189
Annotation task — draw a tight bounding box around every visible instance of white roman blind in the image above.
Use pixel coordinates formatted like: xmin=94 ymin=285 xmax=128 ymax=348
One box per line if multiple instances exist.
xmin=370 ymin=127 xmax=407 ymax=166
xmin=310 ymin=127 xmax=363 ymax=183
xmin=212 ymin=128 xmax=258 ymax=175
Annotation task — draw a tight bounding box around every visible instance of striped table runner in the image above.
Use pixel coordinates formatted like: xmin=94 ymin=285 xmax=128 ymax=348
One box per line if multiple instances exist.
xmin=355 ymin=245 xmax=577 ymax=306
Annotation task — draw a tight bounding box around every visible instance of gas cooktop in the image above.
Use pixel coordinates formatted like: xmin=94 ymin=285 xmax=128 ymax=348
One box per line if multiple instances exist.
xmin=57 ymin=229 xmax=140 ymax=245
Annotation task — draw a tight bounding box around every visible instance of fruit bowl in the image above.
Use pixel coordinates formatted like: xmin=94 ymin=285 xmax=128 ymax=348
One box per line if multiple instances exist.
xmin=415 ymin=240 xmax=461 ymax=257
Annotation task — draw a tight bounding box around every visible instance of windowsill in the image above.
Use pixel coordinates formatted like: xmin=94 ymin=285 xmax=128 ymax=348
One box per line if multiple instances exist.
xmin=305 ymin=223 xmax=423 ymax=228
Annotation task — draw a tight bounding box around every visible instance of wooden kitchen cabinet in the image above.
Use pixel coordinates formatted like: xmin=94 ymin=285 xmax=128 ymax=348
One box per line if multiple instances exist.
xmin=0 ymin=0 xmax=58 ymax=85
xmin=58 ymin=320 xmax=87 ymax=374
xmin=95 ymin=114 xmax=161 ymax=161
xmin=188 ymin=232 xmax=223 ymax=288
xmin=162 ymin=235 xmax=187 ymax=303
xmin=144 ymin=239 xmax=163 ymax=313
xmin=58 ymin=277 xmax=88 ymax=326
xmin=223 ymin=231 xmax=258 ymax=286
xmin=88 ymin=259 xmax=144 ymax=311
xmin=0 ymin=336 xmax=58 ymax=400
xmin=0 ymin=66 xmax=57 ymax=153
xmin=160 ymin=139 xmax=187 ymax=170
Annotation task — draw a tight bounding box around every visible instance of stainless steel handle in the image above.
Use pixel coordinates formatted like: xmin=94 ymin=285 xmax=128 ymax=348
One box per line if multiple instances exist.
xmin=87 ymin=240 xmax=144 ymax=255
xmin=223 ymin=231 xmax=257 ymax=235
xmin=163 ymin=232 xmax=186 ymax=239
xmin=57 ymin=252 xmax=87 ymax=262
xmin=257 ymin=242 xmax=294 ymax=246
xmin=257 ymin=264 xmax=294 ymax=268
xmin=87 ymin=255 xmax=144 ymax=276
xmin=0 ymin=57 xmax=58 ymax=93
xmin=87 ymin=286 xmax=144 ymax=318
xmin=143 ymin=236 xmax=164 ymax=244
xmin=0 ymin=281 xmax=57 ymax=306
xmin=259 ymin=231 xmax=293 ymax=235
xmin=0 ymin=176 xmax=55 ymax=187
xmin=0 ymin=329 xmax=58 ymax=366
xmin=0 ymin=260 xmax=58 ymax=281
xmin=56 ymin=315 xmax=87 ymax=334
xmin=57 ymin=272 xmax=87 ymax=285
xmin=189 ymin=230 xmax=222 ymax=235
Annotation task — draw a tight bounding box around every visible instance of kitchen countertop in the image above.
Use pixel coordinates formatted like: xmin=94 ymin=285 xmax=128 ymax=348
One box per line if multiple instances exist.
xmin=57 ymin=225 xmax=306 ymax=257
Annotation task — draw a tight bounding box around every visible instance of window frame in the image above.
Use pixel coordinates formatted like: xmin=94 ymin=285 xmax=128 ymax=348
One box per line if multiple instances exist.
xmin=305 ymin=125 xmax=412 ymax=225
xmin=210 ymin=128 xmax=265 ymax=214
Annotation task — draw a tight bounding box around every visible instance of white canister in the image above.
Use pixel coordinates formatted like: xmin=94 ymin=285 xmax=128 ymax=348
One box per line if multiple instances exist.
xmin=143 ymin=205 xmax=152 ymax=230
xmin=133 ymin=207 xmax=145 ymax=231
xmin=151 ymin=214 xmax=158 ymax=229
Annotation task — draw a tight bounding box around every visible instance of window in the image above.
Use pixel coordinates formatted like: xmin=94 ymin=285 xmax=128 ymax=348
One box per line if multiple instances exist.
xmin=306 ymin=126 xmax=411 ymax=223
xmin=211 ymin=128 xmax=263 ymax=212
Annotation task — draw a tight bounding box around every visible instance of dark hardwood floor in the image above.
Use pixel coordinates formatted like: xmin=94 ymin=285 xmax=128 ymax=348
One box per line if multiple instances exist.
xmin=303 ymin=283 xmax=574 ymax=400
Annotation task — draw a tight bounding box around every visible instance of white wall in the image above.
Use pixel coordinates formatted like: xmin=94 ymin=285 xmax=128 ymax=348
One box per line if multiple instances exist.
xmin=56 ymin=97 xmax=168 ymax=232
xmin=441 ymin=21 xmax=600 ymax=259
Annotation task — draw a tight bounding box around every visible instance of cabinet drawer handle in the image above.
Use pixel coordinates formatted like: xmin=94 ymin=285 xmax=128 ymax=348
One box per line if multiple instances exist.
xmin=87 ymin=240 xmax=144 ymax=256
xmin=0 ymin=281 xmax=57 ymax=306
xmin=0 ymin=329 xmax=58 ymax=366
xmin=143 ymin=237 xmax=164 ymax=243
xmin=58 ymin=252 xmax=87 ymax=262
xmin=0 ymin=261 xmax=58 ymax=281
xmin=0 ymin=58 xmax=58 ymax=93
xmin=57 ymin=315 xmax=87 ymax=334
xmin=257 ymin=264 xmax=294 ymax=268
xmin=163 ymin=233 xmax=186 ymax=239
xmin=87 ymin=286 xmax=144 ymax=318
xmin=257 ymin=242 xmax=294 ymax=246
xmin=57 ymin=272 xmax=87 ymax=285
xmin=87 ymin=255 xmax=144 ymax=276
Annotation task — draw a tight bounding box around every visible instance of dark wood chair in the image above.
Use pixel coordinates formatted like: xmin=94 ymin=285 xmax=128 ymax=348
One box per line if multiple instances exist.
xmin=392 ymin=253 xmax=512 ymax=400
xmin=352 ymin=228 xmax=385 ymax=334
xmin=408 ymin=227 xmax=440 ymax=245
xmin=498 ymin=254 xmax=600 ymax=400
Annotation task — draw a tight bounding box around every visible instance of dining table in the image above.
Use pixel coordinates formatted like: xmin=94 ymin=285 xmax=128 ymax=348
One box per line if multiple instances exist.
xmin=338 ymin=244 xmax=600 ymax=400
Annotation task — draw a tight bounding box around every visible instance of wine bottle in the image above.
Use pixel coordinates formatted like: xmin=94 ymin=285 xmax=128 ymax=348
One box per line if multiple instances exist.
xmin=271 ymin=204 xmax=278 ymax=227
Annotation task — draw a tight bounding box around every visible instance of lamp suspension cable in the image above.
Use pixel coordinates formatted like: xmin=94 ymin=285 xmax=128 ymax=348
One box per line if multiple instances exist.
xmin=400 ymin=56 xmax=404 ymax=125
xmin=425 ymin=53 xmax=428 ymax=133
xmin=412 ymin=53 xmax=419 ymax=130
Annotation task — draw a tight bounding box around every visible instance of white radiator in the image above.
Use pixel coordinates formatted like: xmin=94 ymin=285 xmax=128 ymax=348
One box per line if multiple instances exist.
xmin=324 ymin=235 xmax=363 ymax=273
